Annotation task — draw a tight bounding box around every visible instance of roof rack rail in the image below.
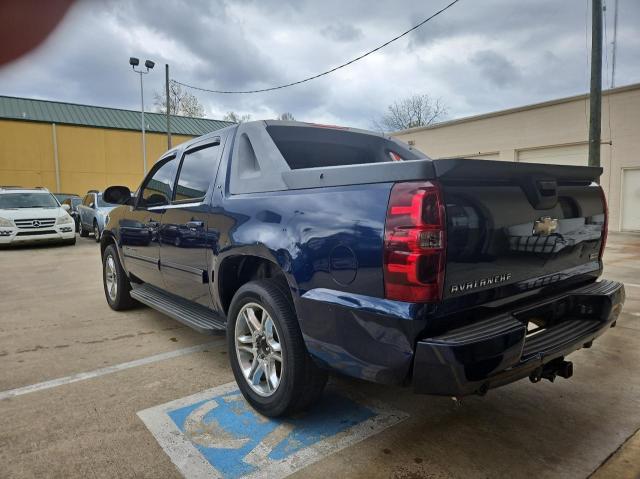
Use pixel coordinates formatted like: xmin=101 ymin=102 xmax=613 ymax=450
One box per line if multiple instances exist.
xmin=87 ymin=189 xmax=100 ymax=193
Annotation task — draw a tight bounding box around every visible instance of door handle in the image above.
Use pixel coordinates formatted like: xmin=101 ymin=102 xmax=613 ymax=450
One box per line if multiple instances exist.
xmin=186 ymin=221 xmax=205 ymax=230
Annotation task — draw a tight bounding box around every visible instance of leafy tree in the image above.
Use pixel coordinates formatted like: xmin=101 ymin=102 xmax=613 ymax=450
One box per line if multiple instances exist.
xmin=154 ymin=82 xmax=205 ymax=118
xmin=374 ymin=94 xmax=447 ymax=132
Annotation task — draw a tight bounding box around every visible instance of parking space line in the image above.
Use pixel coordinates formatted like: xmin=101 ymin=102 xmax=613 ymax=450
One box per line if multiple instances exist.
xmin=624 ymin=283 xmax=640 ymax=289
xmin=0 ymin=341 xmax=223 ymax=401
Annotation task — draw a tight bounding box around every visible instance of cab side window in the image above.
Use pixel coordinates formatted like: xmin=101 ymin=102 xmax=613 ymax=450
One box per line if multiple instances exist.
xmin=139 ymin=156 xmax=178 ymax=208
xmin=174 ymin=143 xmax=221 ymax=203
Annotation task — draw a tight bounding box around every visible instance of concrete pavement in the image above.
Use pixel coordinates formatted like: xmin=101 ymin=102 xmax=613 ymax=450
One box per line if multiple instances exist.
xmin=0 ymin=233 xmax=638 ymax=478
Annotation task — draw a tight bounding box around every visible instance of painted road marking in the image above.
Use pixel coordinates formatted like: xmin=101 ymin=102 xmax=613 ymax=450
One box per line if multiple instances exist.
xmin=0 ymin=341 xmax=223 ymax=401
xmin=138 ymin=382 xmax=408 ymax=479
xmin=624 ymin=283 xmax=640 ymax=289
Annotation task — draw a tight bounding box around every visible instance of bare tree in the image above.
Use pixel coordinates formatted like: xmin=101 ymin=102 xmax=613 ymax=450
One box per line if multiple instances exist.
xmin=277 ymin=112 xmax=295 ymax=121
xmin=223 ymin=111 xmax=252 ymax=123
xmin=154 ymin=82 xmax=205 ymax=118
xmin=374 ymin=94 xmax=447 ymax=132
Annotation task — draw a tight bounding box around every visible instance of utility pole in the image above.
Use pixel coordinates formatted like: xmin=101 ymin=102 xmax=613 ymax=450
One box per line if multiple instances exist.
xmin=611 ymin=0 xmax=619 ymax=88
xmin=588 ymin=0 xmax=603 ymax=169
xmin=165 ymin=64 xmax=172 ymax=150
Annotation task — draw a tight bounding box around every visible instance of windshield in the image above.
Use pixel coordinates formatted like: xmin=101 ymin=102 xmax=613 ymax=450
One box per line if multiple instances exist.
xmin=96 ymin=194 xmax=117 ymax=208
xmin=0 ymin=192 xmax=60 ymax=209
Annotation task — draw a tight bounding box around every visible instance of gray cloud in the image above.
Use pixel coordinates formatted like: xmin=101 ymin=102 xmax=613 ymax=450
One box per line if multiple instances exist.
xmin=471 ymin=50 xmax=520 ymax=88
xmin=0 ymin=0 xmax=638 ymax=129
xmin=321 ymin=23 xmax=363 ymax=43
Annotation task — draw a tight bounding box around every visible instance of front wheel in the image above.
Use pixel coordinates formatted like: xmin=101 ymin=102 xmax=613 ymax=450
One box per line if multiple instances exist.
xmin=227 ymin=279 xmax=327 ymax=417
xmin=94 ymin=222 xmax=101 ymax=242
xmin=102 ymin=244 xmax=136 ymax=310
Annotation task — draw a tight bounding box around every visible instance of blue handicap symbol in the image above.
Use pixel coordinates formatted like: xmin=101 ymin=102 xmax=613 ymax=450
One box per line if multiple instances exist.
xmin=166 ymin=389 xmax=375 ymax=479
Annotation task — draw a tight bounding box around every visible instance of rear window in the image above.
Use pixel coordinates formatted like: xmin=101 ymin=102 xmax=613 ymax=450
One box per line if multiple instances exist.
xmin=266 ymin=125 xmax=425 ymax=169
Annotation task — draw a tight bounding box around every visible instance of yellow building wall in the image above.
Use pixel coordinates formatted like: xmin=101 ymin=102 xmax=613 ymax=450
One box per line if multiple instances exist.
xmin=0 ymin=120 xmax=57 ymax=189
xmin=0 ymin=119 xmax=194 ymax=195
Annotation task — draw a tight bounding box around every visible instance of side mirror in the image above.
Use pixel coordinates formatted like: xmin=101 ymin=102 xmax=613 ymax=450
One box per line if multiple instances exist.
xmin=61 ymin=204 xmax=70 ymax=212
xmin=89 ymin=202 xmax=95 ymax=209
xmin=104 ymin=185 xmax=133 ymax=205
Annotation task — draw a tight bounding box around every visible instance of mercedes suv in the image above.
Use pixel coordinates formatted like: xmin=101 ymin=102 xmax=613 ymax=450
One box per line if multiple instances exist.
xmin=0 ymin=187 xmax=76 ymax=246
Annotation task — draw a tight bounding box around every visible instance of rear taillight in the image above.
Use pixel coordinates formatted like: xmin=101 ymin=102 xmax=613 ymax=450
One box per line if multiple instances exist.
xmin=598 ymin=185 xmax=608 ymax=260
xmin=383 ymin=181 xmax=446 ymax=302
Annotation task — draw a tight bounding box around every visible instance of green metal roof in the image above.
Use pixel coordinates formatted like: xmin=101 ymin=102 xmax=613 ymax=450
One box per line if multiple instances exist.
xmin=0 ymin=95 xmax=234 ymax=136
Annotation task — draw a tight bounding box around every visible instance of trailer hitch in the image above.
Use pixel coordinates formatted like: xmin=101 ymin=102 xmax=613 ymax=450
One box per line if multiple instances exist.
xmin=529 ymin=358 xmax=573 ymax=383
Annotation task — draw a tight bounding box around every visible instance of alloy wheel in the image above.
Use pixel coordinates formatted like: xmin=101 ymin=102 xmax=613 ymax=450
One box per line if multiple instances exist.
xmin=234 ymin=302 xmax=283 ymax=397
xmin=104 ymin=255 xmax=118 ymax=302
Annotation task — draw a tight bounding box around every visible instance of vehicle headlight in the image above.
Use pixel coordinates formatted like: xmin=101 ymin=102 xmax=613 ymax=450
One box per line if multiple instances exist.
xmin=56 ymin=214 xmax=74 ymax=225
xmin=0 ymin=217 xmax=15 ymax=227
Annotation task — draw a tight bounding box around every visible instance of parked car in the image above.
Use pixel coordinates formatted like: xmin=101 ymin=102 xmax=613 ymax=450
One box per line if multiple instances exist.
xmin=53 ymin=192 xmax=79 ymax=204
xmin=61 ymin=196 xmax=83 ymax=232
xmin=77 ymin=190 xmax=118 ymax=241
xmin=98 ymin=121 xmax=624 ymax=417
xmin=0 ymin=186 xmax=76 ymax=246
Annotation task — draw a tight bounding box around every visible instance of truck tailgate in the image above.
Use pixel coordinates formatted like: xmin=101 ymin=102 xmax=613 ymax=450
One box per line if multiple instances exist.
xmin=434 ymin=159 xmax=606 ymax=301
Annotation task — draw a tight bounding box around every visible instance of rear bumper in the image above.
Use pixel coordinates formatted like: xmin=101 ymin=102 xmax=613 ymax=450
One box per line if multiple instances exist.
xmin=413 ymin=280 xmax=625 ymax=396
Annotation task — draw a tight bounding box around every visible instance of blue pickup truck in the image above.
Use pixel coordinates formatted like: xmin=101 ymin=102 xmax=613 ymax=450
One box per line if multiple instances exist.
xmin=100 ymin=121 xmax=625 ymax=417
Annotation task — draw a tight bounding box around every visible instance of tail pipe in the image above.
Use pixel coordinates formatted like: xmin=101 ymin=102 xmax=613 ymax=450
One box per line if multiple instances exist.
xmin=529 ymin=358 xmax=573 ymax=384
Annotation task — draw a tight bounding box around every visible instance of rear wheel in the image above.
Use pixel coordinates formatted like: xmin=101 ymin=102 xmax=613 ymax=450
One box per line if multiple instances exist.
xmin=102 ymin=244 xmax=136 ymax=310
xmin=227 ymin=279 xmax=327 ymax=417
xmin=79 ymin=219 xmax=89 ymax=237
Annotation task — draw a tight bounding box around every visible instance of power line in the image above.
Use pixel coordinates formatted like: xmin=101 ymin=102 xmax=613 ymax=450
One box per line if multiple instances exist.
xmin=172 ymin=0 xmax=462 ymax=94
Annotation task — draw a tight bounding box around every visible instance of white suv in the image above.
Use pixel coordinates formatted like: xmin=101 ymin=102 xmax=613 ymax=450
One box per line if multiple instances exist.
xmin=0 ymin=187 xmax=76 ymax=246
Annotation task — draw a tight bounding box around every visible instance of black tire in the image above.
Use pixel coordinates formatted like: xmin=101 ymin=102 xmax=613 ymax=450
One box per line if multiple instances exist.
xmin=94 ymin=221 xmax=101 ymax=242
xmin=227 ymin=279 xmax=327 ymax=417
xmin=102 ymin=244 xmax=136 ymax=310
xmin=79 ymin=219 xmax=89 ymax=237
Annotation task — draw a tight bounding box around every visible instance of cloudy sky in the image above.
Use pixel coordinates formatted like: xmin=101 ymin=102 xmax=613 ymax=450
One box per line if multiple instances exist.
xmin=1 ymin=0 xmax=639 ymax=128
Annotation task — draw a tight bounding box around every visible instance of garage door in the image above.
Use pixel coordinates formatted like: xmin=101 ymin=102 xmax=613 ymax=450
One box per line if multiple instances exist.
xmin=622 ymin=169 xmax=640 ymax=232
xmin=517 ymin=144 xmax=588 ymax=166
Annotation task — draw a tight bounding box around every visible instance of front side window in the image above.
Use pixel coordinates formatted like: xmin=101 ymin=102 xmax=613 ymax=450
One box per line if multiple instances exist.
xmin=0 ymin=193 xmax=59 ymax=209
xmin=175 ymin=143 xmax=221 ymax=202
xmin=139 ymin=156 xmax=178 ymax=208
xmin=82 ymin=194 xmax=94 ymax=207
xmin=96 ymin=194 xmax=117 ymax=208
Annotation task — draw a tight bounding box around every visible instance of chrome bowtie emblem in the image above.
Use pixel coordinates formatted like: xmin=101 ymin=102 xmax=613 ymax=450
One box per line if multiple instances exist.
xmin=32 ymin=220 xmax=41 ymax=228
xmin=533 ymin=216 xmax=558 ymax=236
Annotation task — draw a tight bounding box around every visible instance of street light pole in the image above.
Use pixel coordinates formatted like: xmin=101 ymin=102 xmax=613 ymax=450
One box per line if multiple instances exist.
xmin=139 ymin=70 xmax=147 ymax=174
xmin=129 ymin=57 xmax=155 ymax=175
xmin=166 ymin=64 xmax=172 ymax=150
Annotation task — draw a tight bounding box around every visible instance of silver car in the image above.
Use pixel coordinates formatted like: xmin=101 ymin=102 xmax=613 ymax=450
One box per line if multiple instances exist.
xmin=77 ymin=191 xmax=118 ymax=242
